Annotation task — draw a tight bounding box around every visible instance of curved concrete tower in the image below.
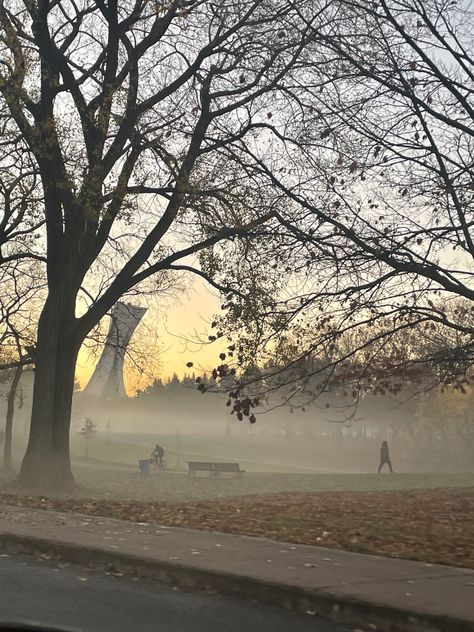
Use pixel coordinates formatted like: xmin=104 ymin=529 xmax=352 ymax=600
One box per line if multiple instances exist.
xmin=83 ymin=302 xmax=147 ymax=398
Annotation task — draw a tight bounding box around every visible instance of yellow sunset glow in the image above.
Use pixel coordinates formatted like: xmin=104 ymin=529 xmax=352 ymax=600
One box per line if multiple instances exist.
xmin=75 ymin=280 xmax=224 ymax=393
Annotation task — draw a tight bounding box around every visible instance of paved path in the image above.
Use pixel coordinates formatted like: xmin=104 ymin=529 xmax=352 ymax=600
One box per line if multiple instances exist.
xmin=0 ymin=552 xmax=352 ymax=632
xmin=0 ymin=504 xmax=473 ymax=631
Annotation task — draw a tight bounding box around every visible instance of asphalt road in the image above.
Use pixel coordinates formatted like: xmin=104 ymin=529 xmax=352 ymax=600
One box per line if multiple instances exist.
xmin=0 ymin=552 xmax=358 ymax=632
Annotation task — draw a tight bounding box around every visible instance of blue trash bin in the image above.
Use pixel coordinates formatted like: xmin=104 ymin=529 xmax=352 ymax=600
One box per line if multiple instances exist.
xmin=139 ymin=459 xmax=150 ymax=475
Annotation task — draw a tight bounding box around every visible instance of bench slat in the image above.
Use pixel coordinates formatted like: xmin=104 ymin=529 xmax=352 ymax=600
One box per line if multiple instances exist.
xmin=187 ymin=462 xmax=214 ymax=470
xmin=187 ymin=461 xmax=244 ymax=475
xmin=214 ymin=463 xmax=241 ymax=472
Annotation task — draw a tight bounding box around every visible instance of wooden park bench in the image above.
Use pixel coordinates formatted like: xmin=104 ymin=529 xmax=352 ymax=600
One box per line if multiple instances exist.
xmin=187 ymin=461 xmax=214 ymax=476
xmin=187 ymin=461 xmax=245 ymax=477
xmin=213 ymin=462 xmax=245 ymax=476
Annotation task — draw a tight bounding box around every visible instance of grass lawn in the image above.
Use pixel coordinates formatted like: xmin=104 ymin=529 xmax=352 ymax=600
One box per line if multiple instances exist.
xmin=70 ymin=436 xmax=345 ymax=474
xmin=0 ymin=486 xmax=472 ymax=569
xmin=71 ymin=437 xmax=151 ymax=467
xmin=71 ymin=436 xmax=474 ymax=482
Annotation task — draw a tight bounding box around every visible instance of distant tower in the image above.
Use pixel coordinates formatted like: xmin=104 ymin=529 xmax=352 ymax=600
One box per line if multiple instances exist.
xmin=83 ymin=302 xmax=147 ymax=399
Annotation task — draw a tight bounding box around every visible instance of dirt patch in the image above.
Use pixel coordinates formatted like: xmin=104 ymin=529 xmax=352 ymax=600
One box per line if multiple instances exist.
xmin=0 ymin=486 xmax=473 ymax=569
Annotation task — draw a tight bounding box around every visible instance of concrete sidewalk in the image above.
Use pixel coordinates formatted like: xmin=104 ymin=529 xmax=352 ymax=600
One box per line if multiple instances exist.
xmin=0 ymin=504 xmax=472 ymax=632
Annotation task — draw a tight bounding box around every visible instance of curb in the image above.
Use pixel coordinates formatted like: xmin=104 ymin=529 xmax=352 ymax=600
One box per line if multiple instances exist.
xmin=0 ymin=533 xmax=472 ymax=632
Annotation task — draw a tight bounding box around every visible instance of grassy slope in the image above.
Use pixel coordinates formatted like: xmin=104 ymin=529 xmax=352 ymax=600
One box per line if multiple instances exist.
xmin=70 ymin=436 xmax=328 ymax=474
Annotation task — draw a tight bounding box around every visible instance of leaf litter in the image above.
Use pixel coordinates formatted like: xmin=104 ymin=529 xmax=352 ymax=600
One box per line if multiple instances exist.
xmin=0 ymin=487 xmax=473 ymax=568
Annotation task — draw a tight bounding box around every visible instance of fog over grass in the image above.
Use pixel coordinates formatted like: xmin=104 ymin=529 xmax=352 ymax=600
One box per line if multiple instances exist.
xmin=2 ymin=371 xmax=473 ymax=502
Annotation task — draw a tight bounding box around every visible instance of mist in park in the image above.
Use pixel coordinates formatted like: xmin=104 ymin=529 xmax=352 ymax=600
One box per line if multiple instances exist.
xmin=1 ymin=296 xmax=473 ymax=512
xmin=0 ymin=6 xmax=473 ymax=626
xmin=2 ymin=356 xmax=472 ymax=498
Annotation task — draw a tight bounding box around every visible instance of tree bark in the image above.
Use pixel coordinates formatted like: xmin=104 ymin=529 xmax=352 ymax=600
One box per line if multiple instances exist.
xmin=3 ymin=364 xmax=23 ymax=470
xmin=19 ymin=295 xmax=80 ymax=490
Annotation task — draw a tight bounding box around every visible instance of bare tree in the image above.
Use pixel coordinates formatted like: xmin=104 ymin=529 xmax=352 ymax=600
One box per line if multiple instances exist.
xmin=0 ymin=261 xmax=40 ymax=468
xmin=0 ymin=110 xmax=44 ymax=266
xmin=0 ymin=0 xmax=317 ymax=488
xmin=2 ymin=362 xmax=22 ymax=469
xmin=79 ymin=417 xmax=97 ymax=458
xmin=210 ymin=0 xmax=474 ymax=414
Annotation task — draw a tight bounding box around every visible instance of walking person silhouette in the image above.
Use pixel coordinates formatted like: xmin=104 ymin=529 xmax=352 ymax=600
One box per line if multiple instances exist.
xmin=378 ymin=441 xmax=393 ymax=473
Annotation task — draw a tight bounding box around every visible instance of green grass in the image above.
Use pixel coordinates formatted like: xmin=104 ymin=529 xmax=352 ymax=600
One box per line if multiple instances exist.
xmin=276 ymin=471 xmax=474 ymax=491
xmin=70 ymin=437 xmax=474 ymax=492
xmin=70 ymin=436 xmax=326 ymax=473
xmin=71 ymin=436 xmax=150 ymax=467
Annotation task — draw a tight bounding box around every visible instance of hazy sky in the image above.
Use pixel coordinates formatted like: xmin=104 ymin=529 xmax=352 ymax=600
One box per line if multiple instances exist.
xmin=76 ymin=280 xmax=223 ymax=393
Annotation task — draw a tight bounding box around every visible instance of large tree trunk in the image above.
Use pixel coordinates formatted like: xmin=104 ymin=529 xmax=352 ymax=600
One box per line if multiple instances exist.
xmin=3 ymin=364 xmax=23 ymax=470
xmin=19 ymin=296 xmax=80 ymax=490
